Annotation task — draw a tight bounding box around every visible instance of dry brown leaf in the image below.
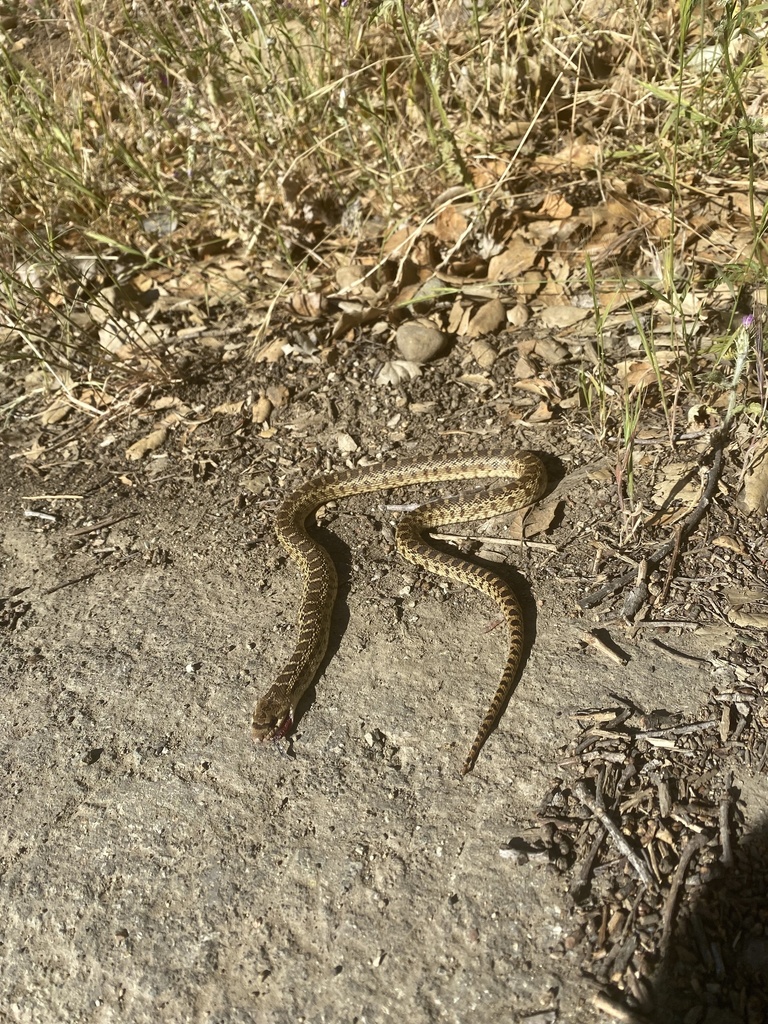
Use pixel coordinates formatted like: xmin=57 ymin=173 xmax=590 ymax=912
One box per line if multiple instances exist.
xmin=507 ymin=304 xmax=529 ymax=327
xmin=466 ymin=298 xmax=505 ymax=338
xmin=331 ymin=306 xmax=382 ymax=340
xmin=125 ymin=425 xmax=168 ymax=461
xmin=253 ymin=337 xmax=286 ymax=363
xmin=528 ymin=401 xmax=553 ymax=422
xmin=651 ymin=463 xmax=701 ymax=508
xmin=487 ymin=240 xmax=538 ymax=282
xmin=728 ymin=609 xmax=768 ymax=629
xmin=518 ymin=497 xmax=559 ymax=538
xmin=514 ymin=355 xmax=536 ymax=380
xmin=504 ymin=497 xmax=557 ymax=540
xmin=447 ymin=298 xmax=466 ymax=334
xmin=535 ymin=139 xmax=600 ymax=171
xmin=538 ymin=305 xmax=591 ymax=329
xmin=335 ymin=264 xmax=367 ymax=291
xmin=40 ymin=401 xmax=71 ymax=426
xmin=456 ymin=373 xmax=492 ymax=388
xmin=79 ymin=388 xmax=113 ymax=410
xmin=291 ymin=291 xmax=325 ymax=318
xmin=535 ymin=338 xmax=570 ymax=365
xmin=725 ymin=587 xmax=768 ymax=629
xmin=526 ymin=219 xmax=563 ymax=246
xmin=470 ymin=338 xmax=497 ymax=369
xmin=376 ymin=359 xmax=421 ymax=385
xmin=514 ymin=378 xmax=553 ymax=397
xmin=212 ymin=401 xmax=244 ymax=416
xmin=539 ymin=193 xmax=573 ymax=219
xmin=432 ymin=205 xmax=469 ymax=243
xmin=266 ymin=384 xmax=290 ymax=407
xmin=712 ymin=535 xmax=746 ymax=555
xmin=741 ymin=437 xmax=768 ymax=513
xmin=252 ymin=397 xmax=273 ymax=423
xmin=615 ymin=359 xmax=658 ymax=388
xmin=336 ymin=431 xmax=359 ymax=454
xmin=381 ymin=225 xmax=413 ymax=256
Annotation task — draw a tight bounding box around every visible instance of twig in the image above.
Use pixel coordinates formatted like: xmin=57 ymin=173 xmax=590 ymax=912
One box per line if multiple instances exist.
xmin=590 ymin=992 xmax=649 ymax=1022
xmin=659 ymin=830 xmax=712 ymax=958
xmin=429 ymin=531 xmax=556 ymax=551
xmin=42 ymin=569 xmax=101 ymax=596
xmin=578 ymin=435 xmax=725 ymax=612
xmin=582 ymin=630 xmax=629 ymax=666
xmin=658 ymin=522 xmax=683 ymax=604
xmin=719 ymin=771 xmax=734 ymax=869
xmin=573 ymin=780 xmax=656 ymax=890
xmin=635 ymin=720 xmax=717 ymax=739
xmin=569 ymin=827 xmax=606 ymax=901
xmin=67 ymin=511 xmax=137 ymax=538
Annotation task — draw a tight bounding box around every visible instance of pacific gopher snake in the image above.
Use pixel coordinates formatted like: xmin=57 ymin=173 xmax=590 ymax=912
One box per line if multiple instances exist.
xmin=252 ymin=449 xmax=547 ymax=775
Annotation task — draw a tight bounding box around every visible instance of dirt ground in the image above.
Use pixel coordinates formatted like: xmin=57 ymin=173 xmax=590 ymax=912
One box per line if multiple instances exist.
xmin=2 ymin=332 xmax=766 ymax=1024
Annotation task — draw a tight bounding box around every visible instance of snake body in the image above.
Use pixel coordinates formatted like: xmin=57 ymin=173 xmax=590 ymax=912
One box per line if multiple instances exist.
xmin=252 ymin=449 xmax=546 ymax=774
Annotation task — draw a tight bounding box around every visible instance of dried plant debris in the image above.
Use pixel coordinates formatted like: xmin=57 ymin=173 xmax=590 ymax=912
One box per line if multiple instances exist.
xmin=534 ymin=691 xmax=768 ymax=1022
xmin=0 ymin=589 xmax=31 ymax=631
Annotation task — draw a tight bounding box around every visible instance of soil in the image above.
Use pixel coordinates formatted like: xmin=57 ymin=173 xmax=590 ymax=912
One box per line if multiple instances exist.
xmin=1 ymin=326 xmax=765 ymax=1024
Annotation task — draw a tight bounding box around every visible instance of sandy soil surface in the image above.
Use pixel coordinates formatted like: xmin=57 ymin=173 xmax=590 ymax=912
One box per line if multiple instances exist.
xmin=2 ymin=335 xmax=766 ymax=1024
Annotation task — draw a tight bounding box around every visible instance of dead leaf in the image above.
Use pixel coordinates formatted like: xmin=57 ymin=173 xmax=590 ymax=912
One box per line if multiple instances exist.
xmin=615 ymin=359 xmax=659 ymax=388
xmin=470 ymin=339 xmax=497 ymax=369
xmin=447 ymin=298 xmax=467 ymax=334
xmin=267 ymin=385 xmax=290 ymax=407
xmin=539 ymin=192 xmax=573 ymax=219
xmin=651 ymin=463 xmax=701 ymax=508
xmin=212 ymin=401 xmax=244 ymax=416
xmin=712 ymin=535 xmax=746 ymax=555
xmin=125 ymin=425 xmax=168 ymax=461
xmin=516 ymin=497 xmax=560 ymax=538
xmin=534 ymin=338 xmax=570 ymax=365
xmin=514 ymin=378 xmax=553 ymax=397
xmin=741 ymin=437 xmax=768 ymax=513
xmin=335 ymin=264 xmax=367 ymax=291
xmin=538 ymin=305 xmax=591 ymax=329
xmin=466 ymin=298 xmax=505 ymax=338
xmin=528 ymin=401 xmax=553 ymax=422
xmin=253 ymin=337 xmax=286 ymax=363
xmin=382 ymin=224 xmax=413 ymax=256
xmin=535 ymin=139 xmax=600 ymax=171
xmin=728 ymin=609 xmax=768 ymax=629
xmin=40 ymin=400 xmax=71 ymax=426
xmin=331 ymin=306 xmax=382 ymax=340
xmin=336 ymin=431 xmax=359 ymax=454
xmin=431 ymin=205 xmax=469 ymax=244
xmin=507 ymin=304 xmax=530 ymax=327
xmin=376 ymin=360 xmax=421 ymax=385
xmin=291 ymin=291 xmax=325 ymax=318
xmin=487 ymin=240 xmax=538 ymax=282
xmin=514 ymin=355 xmax=536 ymax=380
xmin=725 ymin=587 xmax=768 ymax=629
xmin=252 ymin=397 xmax=273 ymax=423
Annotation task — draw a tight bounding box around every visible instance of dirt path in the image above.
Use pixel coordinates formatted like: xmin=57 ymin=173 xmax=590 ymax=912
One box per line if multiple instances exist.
xmin=2 ymin=345 xmax=765 ymax=1023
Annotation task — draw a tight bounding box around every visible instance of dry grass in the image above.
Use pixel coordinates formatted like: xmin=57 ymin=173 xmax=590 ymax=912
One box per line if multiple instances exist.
xmin=0 ymin=0 xmax=766 ymax=465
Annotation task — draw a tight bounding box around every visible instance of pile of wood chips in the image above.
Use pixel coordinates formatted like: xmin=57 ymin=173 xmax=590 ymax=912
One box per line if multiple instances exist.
xmin=536 ymin=677 xmax=768 ymax=1022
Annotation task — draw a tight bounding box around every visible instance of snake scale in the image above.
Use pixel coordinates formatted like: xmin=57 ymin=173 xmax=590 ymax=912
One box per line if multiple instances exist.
xmin=252 ymin=449 xmax=547 ymax=775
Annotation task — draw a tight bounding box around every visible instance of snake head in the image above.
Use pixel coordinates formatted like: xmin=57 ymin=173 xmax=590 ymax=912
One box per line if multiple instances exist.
xmin=251 ymin=702 xmax=293 ymax=742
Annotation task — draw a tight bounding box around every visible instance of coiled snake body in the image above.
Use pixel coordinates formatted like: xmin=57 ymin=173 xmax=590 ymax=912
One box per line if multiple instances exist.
xmin=252 ymin=449 xmax=547 ymax=774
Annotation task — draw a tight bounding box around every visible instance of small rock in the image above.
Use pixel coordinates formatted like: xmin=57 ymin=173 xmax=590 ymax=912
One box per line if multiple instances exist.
xmin=395 ymin=320 xmax=447 ymax=362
